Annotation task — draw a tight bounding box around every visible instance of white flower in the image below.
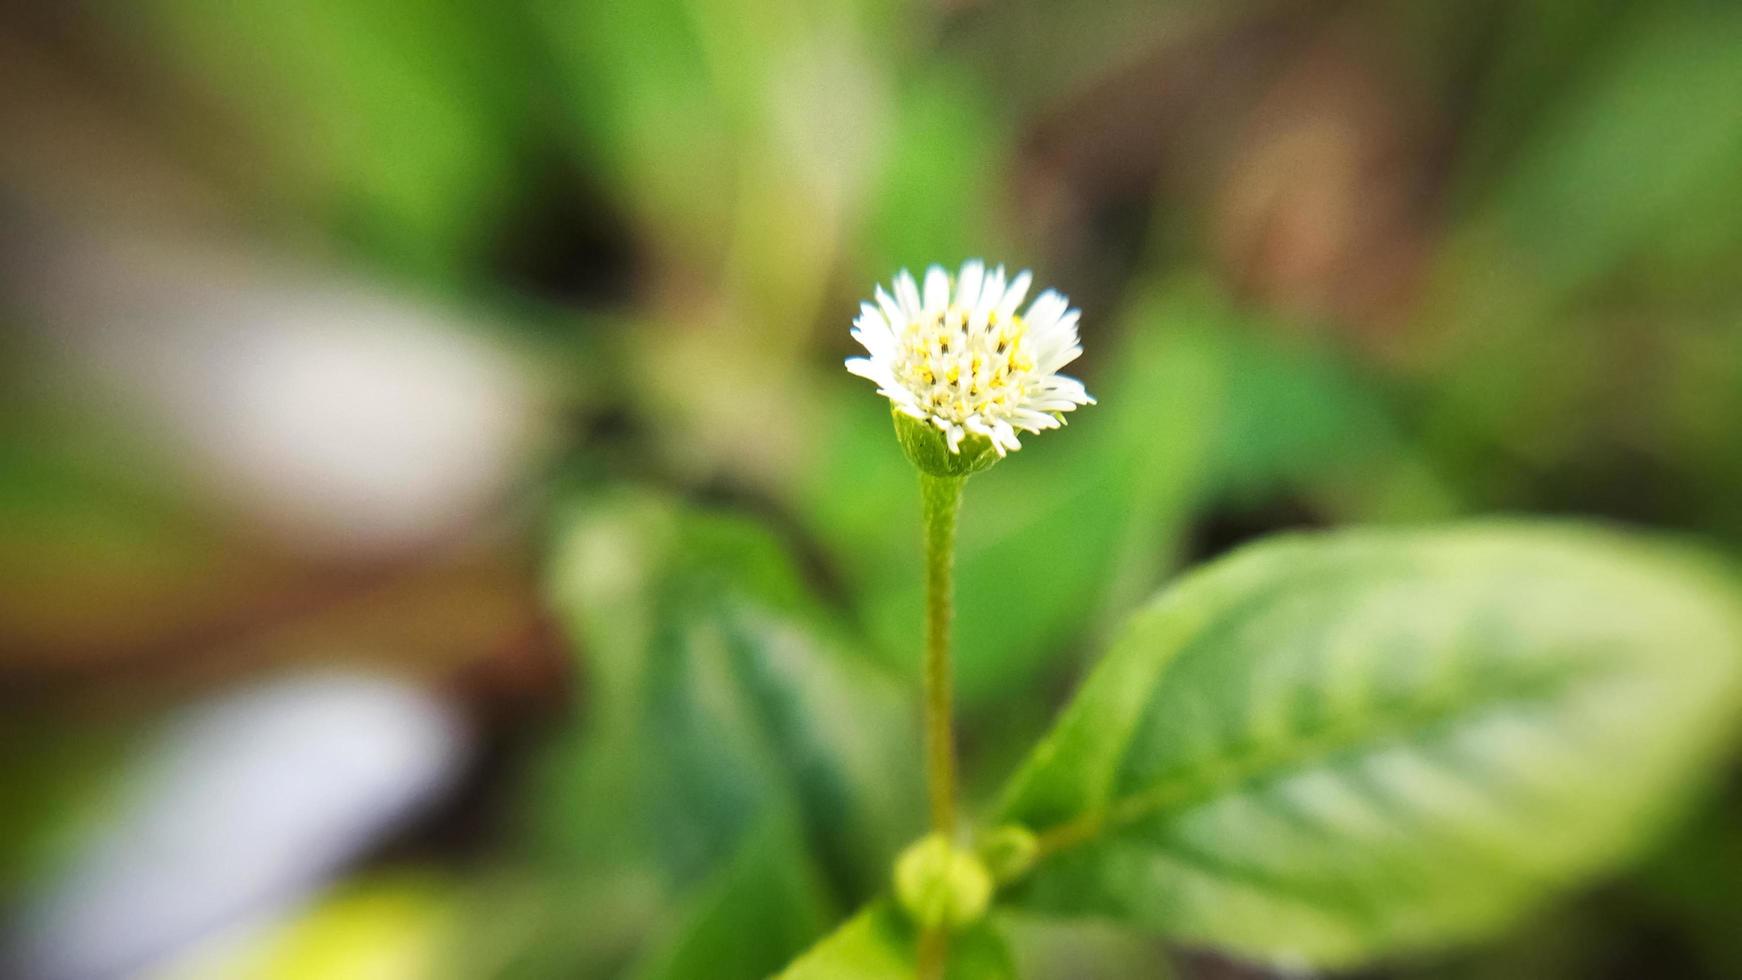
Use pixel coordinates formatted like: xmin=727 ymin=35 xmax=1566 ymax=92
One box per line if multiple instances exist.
xmin=846 ymin=260 xmax=1094 ymax=456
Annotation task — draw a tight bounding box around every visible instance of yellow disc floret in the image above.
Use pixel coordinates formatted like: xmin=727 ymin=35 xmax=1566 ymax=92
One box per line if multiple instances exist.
xmin=895 ymin=306 xmax=1035 ymax=426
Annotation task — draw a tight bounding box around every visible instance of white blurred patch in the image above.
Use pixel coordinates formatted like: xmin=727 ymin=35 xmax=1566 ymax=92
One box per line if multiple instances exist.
xmin=7 ymin=671 xmax=469 ymax=980
xmin=8 ymin=221 xmax=544 ymax=557
xmin=189 ymin=294 xmax=538 ymax=553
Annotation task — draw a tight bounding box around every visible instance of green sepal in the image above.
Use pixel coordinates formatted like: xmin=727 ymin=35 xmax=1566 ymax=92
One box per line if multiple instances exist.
xmin=893 ymin=408 xmax=1000 ymax=478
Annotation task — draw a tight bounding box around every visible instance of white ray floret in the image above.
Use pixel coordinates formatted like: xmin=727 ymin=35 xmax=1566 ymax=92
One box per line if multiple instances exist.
xmin=846 ymin=260 xmax=1094 ymax=456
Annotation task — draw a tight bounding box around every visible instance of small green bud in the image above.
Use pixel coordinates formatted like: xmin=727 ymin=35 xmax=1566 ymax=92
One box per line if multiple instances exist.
xmin=893 ymin=409 xmax=1000 ymax=478
xmin=894 ymin=834 xmax=993 ymax=931
xmin=975 ymin=825 xmax=1040 ymax=884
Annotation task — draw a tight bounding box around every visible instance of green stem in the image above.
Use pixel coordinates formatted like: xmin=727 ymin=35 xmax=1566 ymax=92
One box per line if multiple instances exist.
xmin=920 ymin=472 xmax=965 ymax=837
xmin=917 ymin=927 xmax=949 ymax=980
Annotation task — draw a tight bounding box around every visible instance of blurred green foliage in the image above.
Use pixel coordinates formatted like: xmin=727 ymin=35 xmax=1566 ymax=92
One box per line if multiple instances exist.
xmin=502 ymin=492 xmax=919 ymax=975
xmin=778 ymin=900 xmax=1015 ymax=980
xmin=5 ymin=0 xmax=1742 ymax=977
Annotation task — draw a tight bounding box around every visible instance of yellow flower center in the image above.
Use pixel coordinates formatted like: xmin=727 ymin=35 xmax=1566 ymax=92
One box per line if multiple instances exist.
xmin=894 ymin=305 xmax=1034 ymax=423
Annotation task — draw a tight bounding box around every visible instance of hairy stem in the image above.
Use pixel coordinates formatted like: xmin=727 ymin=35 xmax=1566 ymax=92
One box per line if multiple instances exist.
xmin=920 ymin=473 xmax=965 ymax=836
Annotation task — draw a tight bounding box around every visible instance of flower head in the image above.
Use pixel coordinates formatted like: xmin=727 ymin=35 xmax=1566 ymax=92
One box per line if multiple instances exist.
xmin=847 ymin=261 xmax=1094 ymax=459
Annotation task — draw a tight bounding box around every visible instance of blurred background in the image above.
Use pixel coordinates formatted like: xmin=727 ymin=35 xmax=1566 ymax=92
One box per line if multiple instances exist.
xmin=2 ymin=1 xmax=1740 ymax=977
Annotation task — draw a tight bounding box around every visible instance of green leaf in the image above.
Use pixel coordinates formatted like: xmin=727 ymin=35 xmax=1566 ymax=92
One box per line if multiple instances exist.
xmin=526 ymin=490 xmax=922 ymax=975
xmin=997 ymin=523 xmax=1742 ymax=969
xmin=776 ymin=902 xmax=1015 ymax=980
xmin=632 ymin=815 xmax=834 ymax=980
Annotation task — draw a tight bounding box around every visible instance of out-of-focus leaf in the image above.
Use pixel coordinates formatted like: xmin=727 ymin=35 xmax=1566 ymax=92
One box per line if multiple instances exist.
xmin=527 ymin=491 xmax=921 ymax=976
xmin=775 ymin=902 xmax=1014 ymax=980
xmin=0 ymin=405 xmax=259 ymax=662
xmin=860 ymin=64 xmax=1009 ymax=272
xmin=0 ymin=720 xmax=131 ymax=904
xmin=128 ymin=0 xmax=526 ymax=275
xmin=164 ymin=875 xmax=454 ymax=980
xmin=1202 ymin=316 xmax=1398 ymax=510
xmin=1409 ymin=6 xmax=1742 ymax=517
xmin=540 ymin=0 xmax=885 ymax=324
xmin=1484 ymin=5 xmax=1742 ymax=298
xmin=1446 ymin=0 xmax=1636 ymax=211
xmin=539 ymin=0 xmax=897 ymax=487
xmin=1003 ymin=913 xmax=1175 ymax=980
xmin=537 ymin=0 xmax=732 ymax=262
xmin=1640 ymin=314 xmax=1742 ymax=550
xmin=631 ymin=815 xmax=833 ymax=980
xmin=998 ymin=523 xmax=1742 ymax=968
xmin=1633 ymin=781 xmax=1742 ymax=979
xmin=959 ymin=0 xmax=1227 ymax=116
xmin=447 ymin=871 xmax=664 ymax=980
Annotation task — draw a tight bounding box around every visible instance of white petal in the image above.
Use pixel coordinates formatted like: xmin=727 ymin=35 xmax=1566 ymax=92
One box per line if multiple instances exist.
xmin=852 ymin=305 xmax=895 ymax=358
xmin=1050 ymin=309 xmax=1082 ymax=343
xmin=1038 ymin=344 xmax=1084 ymax=374
xmin=847 ymin=361 xmax=905 ymax=398
xmin=883 ymin=388 xmax=926 ymax=413
xmin=998 ymin=271 xmax=1032 ymax=319
xmin=923 ymin=266 xmax=949 ymax=313
xmin=977 ymin=266 xmax=1005 ymax=317
xmin=956 ymin=260 xmax=985 ymax=311
xmin=1010 ymin=408 xmax=1061 ymax=432
xmin=1023 ymin=290 xmax=1068 ymax=333
xmin=1024 ymin=376 xmax=1094 ymax=411
xmin=1030 ymin=307 xmax=1083 ymax=371
xmin=875 ymin=285 xmax=904 ymax=330
xmin=895 ymin=270 xmax=923 ymax=320
xmin=854 ymin=301 xmax=890 ymax=336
